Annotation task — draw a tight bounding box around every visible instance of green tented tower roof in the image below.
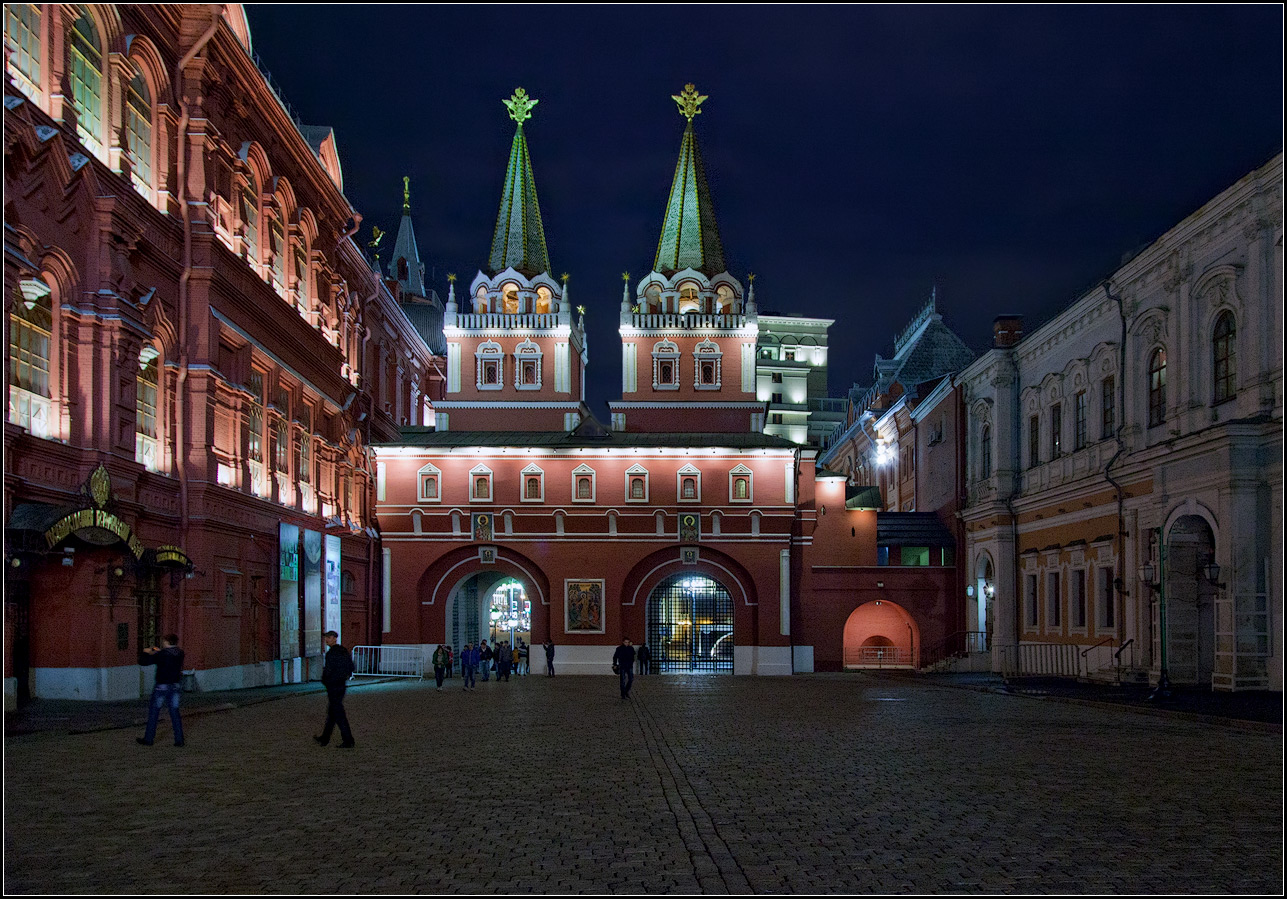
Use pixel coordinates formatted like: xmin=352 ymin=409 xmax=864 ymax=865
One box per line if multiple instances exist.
xmin=488 ymin=88 xmax=551 ymax=278
xmin=654 ymin=84 xmax=726 ymax=278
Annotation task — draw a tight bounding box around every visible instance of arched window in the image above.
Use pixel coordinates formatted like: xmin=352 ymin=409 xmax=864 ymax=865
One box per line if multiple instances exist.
xmin=268 ymin=218 xmax=287 ymax=296
xmin=68 ymin=6 xmax=104 ymax=158
xmin=980 ymin=424 xmax=992 ymax=478
xmin=577 ymin=477 xmax=592 ymax=499
xmin=733 ymin=477 xmax=749 ymax=499
xmin=4 ymin=4 xmax=42 ymax=101
xmin=630 ymin=477 xmax=645 ymax=499
xmin=535 ymin=286 xmax=552 ymax=314
xmin=678 ymin=284 xmax=700 ymax=314
xmin=502 ymin=283 xmax=521 ymax=314
xmin=135 ymin=346 xmax=160 ymax=471
xmin=526 ymin=476 xmax=541 ymax=499
xmin=1148 ymin=349 xmax=1166 ymax=428
xmin=8 ymin=277 xmax=53 ymax=437
xmin=124 ymin=65 xmax=153 ymax=196
xmin=474 ymin=476 xmax=489 ymax=499
xmin=241 ymin=174 xmax=260 ymax=264
xmin=1212 ymin=312 xmax=1236 ymax=404
xmin=682 ymin=477 xmax=697 ymax=499
xmin=293 ymin=244 xmax=310 ymax=316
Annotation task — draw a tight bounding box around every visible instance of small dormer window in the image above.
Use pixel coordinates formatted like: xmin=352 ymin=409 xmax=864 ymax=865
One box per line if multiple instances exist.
xmin=418 ymin=463 xmax=441 ymax=502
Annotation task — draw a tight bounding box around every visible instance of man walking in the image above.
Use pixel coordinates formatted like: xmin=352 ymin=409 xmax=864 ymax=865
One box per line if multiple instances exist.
xmin=479 ymin=639 xmax=492 ymax=682
xmin=613 ymin=638 xmax=636 ymax=700
xmin=136 ymin=634 xmax=185 ymax=747
xmin=637 ymin=641 xmax=651 ymax=675
xmin=461 ymin=642 xmax=477 ymax=690
xmin=314 ymin=630 xmax=355 ymax=748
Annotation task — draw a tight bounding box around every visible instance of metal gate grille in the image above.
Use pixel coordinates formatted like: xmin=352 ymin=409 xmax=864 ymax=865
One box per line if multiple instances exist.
xmin=646 ymin=574 xmax=733 ymax=673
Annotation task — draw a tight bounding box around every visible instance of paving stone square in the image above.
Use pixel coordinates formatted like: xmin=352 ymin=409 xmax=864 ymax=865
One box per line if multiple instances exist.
xmin=4 ymin=674 xmax=1283 ymax=894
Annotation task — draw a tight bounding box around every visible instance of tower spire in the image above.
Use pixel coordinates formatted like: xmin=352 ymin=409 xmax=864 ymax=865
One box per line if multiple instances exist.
xmin=654 ymin=83 xmax=726 ymax=277
xmin=488 ymin=88 xmax=551 ymax=277
xmin=389 ymin=176 xmax=427 ymax=297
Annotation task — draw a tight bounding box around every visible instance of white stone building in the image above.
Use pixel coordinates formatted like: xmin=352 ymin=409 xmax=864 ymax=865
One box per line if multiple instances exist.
xmin=960 ymin=152 xmax=1283 ymax=691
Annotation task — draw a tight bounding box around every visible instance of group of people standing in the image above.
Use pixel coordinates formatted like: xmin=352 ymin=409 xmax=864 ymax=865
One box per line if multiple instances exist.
xmin=433 ymin=638 xmax=558 ymax=689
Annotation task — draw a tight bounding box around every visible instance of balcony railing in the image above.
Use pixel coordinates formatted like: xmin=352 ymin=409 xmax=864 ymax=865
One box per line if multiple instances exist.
xmin=451 ymin=312 xmax=562 ymax=331
xmin=629 ymin=312 xmax=747 ymax=330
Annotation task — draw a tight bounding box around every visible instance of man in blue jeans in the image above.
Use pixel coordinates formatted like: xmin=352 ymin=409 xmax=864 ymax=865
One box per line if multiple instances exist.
xmin=137 ymin=634 xmax=185 ymax=747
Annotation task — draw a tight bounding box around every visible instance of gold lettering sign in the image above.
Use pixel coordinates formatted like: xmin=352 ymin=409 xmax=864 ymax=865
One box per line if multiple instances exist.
xmin=43 ymin=509 xmax=145 ymax=559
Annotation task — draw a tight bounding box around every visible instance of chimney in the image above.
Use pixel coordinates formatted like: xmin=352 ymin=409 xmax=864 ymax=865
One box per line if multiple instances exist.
xmin=993 ymin=315 xmax=1023 ymax=348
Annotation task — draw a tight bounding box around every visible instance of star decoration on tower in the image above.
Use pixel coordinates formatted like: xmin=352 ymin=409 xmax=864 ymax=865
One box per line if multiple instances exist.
xmin=503 ymin=88 xmax=538 ymax=125
xmin=672 ymin=83 xmax=708 ymax=122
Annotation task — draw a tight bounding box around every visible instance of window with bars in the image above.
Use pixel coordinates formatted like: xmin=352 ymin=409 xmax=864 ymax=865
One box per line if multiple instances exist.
xmin=125 ymin=67 xmax=152 ymax=196
xmin=4 ymin=4 xmax=41 ymax=100
xmin=69 ymin=7 xmax=104 ymax=157
xmin=1213 ymin=312 xmax=1236 ymax=404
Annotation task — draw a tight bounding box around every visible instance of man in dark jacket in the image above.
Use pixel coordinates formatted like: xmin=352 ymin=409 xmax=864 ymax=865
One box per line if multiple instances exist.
xmin=612 ymin=639 xmax=636 ymax=699
xmin=314 ymin=630 xmax=355 ymax=748
xmin=137 ymin=634 xmax=185 ymax=747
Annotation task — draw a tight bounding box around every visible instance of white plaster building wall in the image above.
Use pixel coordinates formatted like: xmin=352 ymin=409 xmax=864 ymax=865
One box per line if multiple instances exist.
xmin=961 ymin=152 xmax=1283 ymax=689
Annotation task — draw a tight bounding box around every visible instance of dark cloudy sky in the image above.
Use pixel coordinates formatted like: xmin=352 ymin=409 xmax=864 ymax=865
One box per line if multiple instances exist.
xmin=244 ymin=5 xmax=1282 ymax=415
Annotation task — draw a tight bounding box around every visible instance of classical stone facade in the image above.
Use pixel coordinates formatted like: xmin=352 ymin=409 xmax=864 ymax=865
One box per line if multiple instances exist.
xmin=960 ymin=152 xmax=1283 ymax=691
xmin=3 ymin=5 xmax=440 ymax=703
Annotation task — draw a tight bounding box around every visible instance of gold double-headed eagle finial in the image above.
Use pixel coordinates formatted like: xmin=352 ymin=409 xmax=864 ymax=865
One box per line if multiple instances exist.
xmin=672 ymin=83 xmax=708 ymax=122
xmin=503 ymin=88 xmax=538 ymax=125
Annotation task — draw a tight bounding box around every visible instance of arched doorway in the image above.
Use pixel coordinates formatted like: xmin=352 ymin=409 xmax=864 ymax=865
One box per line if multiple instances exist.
xmin=972 ymin=554 xmax=995 ymax=652
xmin=446 ymin=574 xmax=533 ymax=667
xmin=843 ymin=600 xmax=919 ymax=668
xmin=646 ymin=573 xmax=733 ymax=673
xmin=1165 ymin=516 xmax=1217 ymax=687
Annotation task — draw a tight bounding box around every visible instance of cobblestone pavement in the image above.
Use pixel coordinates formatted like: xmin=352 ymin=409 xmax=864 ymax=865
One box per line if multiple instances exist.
xmin=4 ymin=674 xmax=1283 ymax=894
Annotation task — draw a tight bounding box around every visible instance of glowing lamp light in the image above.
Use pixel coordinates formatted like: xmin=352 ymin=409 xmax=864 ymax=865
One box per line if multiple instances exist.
xmin=874 ymin=442 xmax=895 ymax=466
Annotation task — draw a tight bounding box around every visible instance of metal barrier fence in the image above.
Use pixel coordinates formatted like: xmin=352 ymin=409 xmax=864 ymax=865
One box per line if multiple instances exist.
xmin=351 ymin=645 xmax=424 ymax=679
xmin=996 ymin=642 xmax=1082 ymax=678
xmin=843 ymin=646 xmax=914 ymax=668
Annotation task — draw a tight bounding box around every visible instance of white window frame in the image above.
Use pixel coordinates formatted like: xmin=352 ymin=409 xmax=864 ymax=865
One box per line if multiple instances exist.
xmin=571 ymin=463 xmax=596 ymax=503
xmin=514 ymin=338 xmax=543 ymax=390
xmin=625 ymin=464 xmax=649 ymax=503
xmin=652 ymin=339 xmax=680 ymax=390
xmin=728 ymin=464 xmax=754 ymax=503
xmin=693 ymin=339 xmax=723 ymax=390
xmin=476 ymin=340 xmax=504 ymax=390
xmin=417 ymin=462 xmax=442 ymax=503
xmin=521 ymin=463 xmax=545 ymax=503
xmin=677 ymin=464 xmax=701 ymax=503
xmin=469 ymin=464 xmax=493 ymax=502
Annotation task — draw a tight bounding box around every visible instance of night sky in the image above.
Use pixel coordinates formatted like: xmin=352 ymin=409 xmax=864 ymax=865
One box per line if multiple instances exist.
xmin=245 ymin=5 xmax=1282 ymax=416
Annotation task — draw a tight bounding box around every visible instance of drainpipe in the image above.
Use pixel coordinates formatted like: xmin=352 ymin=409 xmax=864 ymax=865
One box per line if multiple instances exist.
xmin=172 ymin=6 xmax=223 ymax=644
xmin=1004 ymin=347 xmax=1022 ymax=668
xmin=1100 ymin=281 xmax=1130 ymax=654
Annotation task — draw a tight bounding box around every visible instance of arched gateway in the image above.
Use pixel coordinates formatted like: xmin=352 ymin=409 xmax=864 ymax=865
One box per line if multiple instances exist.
xmin=646 ymin=573 xmax=734 ymax=673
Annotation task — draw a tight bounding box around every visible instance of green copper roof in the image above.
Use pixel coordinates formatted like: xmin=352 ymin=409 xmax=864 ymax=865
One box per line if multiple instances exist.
xmin=654 ymin=85 xmax=726 ymax=277
xmin=488 ymin=88 xmax=550 ymax=277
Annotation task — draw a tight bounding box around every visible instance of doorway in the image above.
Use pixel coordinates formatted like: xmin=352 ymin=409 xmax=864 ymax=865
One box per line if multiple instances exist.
xmin=646 ymin=574 xmax=733 ymax=673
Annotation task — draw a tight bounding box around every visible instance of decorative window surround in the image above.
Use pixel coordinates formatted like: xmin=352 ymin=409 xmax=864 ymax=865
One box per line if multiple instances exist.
xmin=417 ymin=462 xmax=441 ymax=502
xmin=572 ymin=463 xmax=596 ymax=503
xmin=729 ymin=464 xmax=753 ymax=503
xmin=476 ymin=340 xmax=504 ymax=390
xmin=677 ymin=464 xmax=701 ymax=503
xmin=469 ymin=464 xmax=493 ymax=502
xmin=693 ymin=339 xmax=722 ymax=389
xmin=625 ymin=464 xmax=649 ymax=502
xmin=521 ymin=463 xmax=544 ymax=502
xmin=514 ymin=338 xmax=543 ymax=390
xmin=652 ymin=339 xmax=680 ymax=390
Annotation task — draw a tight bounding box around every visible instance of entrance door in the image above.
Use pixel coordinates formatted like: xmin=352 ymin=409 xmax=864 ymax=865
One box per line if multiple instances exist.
xmin=646 ymin=574 xmax=733 ymax=673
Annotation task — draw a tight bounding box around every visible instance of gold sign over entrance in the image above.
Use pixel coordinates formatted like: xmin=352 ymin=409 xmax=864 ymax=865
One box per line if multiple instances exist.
xmin=44 ymin=508 xmax=145 ymax=559
xmin=503 ymin=88 xmax=538 ymax=125
xmin=672 ymin=83 xmax=708 ymax=122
